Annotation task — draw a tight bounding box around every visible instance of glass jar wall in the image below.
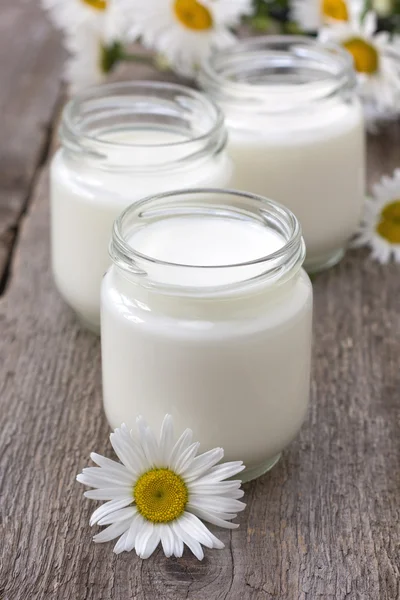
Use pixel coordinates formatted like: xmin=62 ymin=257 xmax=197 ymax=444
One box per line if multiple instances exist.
xmin=199 ymin=36 xmax=365 ymax=273
xmin=50 ymin=82 xmax=232 ymax=332
xmin=101 ymin=189 xmax=313 ymax=482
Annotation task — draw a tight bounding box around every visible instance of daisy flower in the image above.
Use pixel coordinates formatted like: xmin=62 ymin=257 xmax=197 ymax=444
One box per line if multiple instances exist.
xmin=319 ymin=12 xmax=400 ymax=113
xmin=352 ymin=170 xmax=400 ymax=263
xmin=291 ymin=0 xmax=352 ymax=32
xmin=77 ymin=415 xmax=246 ymax=560
xmin=42 ymin=0 xmax=130 ymax=92
xmin=41 ymin=0 xmax=125 ymax=41
xmin=125 ymin=0 xmax=253 ymax=78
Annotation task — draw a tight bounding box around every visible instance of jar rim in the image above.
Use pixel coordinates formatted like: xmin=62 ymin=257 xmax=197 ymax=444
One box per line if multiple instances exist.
xmin=110 ymin=188 xmax=306 ymax=296
xmin=199 ymin=35 xmax=356 ymax=110
xmin=60 ymin=81 xmax=227 ymax=169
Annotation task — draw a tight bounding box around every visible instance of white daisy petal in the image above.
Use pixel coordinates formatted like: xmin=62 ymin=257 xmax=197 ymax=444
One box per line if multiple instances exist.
xmin=173 ymin=442 xmax=201 ymax=475
xmin=187 ymin=505 xmax=240 ymax=529
xmin=189 ymin=496 xmax=246 ymax=514
xmin=84 ymin=487 xmax=133 ymax=500
xmin=119 ymin=425 xmax=149 ymax=466
xmin=98 ymin=506 xmax=137 ymax=526
xmin=291 ymin=0 xmax=321 ymax=31
xmin=158 ymin=414 xmax=174 ymax=461
xmin=172 ymin=531 xmax=184 ymax=557
xmin=183 ymin=447 xmax=224 ymax=480
xmin=90 ymin=452 xmax=135 ymax=477
xmin=124 ymin=514 xmax=146 ymax=552
xmin=77 ymin=471 xmax=129 ymax=489
xmin=90 ymin=498 xmax=134 ymax=526
xmin=168 ymin=428 xmax=193 ymax=469
xmin=194 ymin=461 xmax=245 ymax=483
xmin=160 ymin=524 xmax=175 ymax=557
xmin=136 ymin=416 xmax=160 ymax=467
xmin=188 ymin=480 xmax=244 ymax=497
xmin=63 ymin=21 xmax=119 ymax=93
xmin=110 ymin=429 xmax=148 ymax=473
xmin=140 ymin=528 xmax=161 ymax=559
xmin=113 ymin=529 xmax=130 ymax=555
xmin=172 ymin=521 xmax=204 ymax=560
xmin=43 ymin=0 xmax=130 ymax=37
xmin=93 ymin=520 xmax=131 ymax=544
xmin=364 ymin=11 xmax=377 ymax=37
xmin=81 ymin=465 xmax=133 ymax=485
xmin=180 ymin=512 xmax=225 ymax=549
xmin=135 ymin=522 xmax=155 ymax=557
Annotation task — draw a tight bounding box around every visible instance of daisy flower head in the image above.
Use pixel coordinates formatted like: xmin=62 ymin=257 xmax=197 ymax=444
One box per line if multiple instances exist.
xmin=291 ymin=0 xmax=354 ymax=32
xmin=125 ymin=0 xmax=253 ymax=78
xmin=42 ymin=0 xmax=130 ymax=92
xmin=77 ymin=415 xmax=246 ymax=560
xmin=319 ymin=11 xmax=400 ymax=113
xmin=41 ymin=0 xmax=126 ymax=41
xmin=352 ymin=169 xmax=400 ymax=263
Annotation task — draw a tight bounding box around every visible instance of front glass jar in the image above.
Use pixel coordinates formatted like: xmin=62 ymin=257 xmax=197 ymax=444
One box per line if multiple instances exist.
xmin=101 ymin=189 xmax=313 ymax=483
xmin=199 ymin=36 xmax=366 ymax=273
xmin=50 ymin=82 xmax=232 ymax=332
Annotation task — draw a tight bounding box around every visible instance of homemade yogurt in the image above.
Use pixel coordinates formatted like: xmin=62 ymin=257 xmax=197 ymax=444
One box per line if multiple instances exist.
xmin=50 ymin=82 xmax=232 ymax=332
xmin=101 ymin=189 xmax=313 ymax=482
xmin=200 ymin=36 xmax=365 ymax=272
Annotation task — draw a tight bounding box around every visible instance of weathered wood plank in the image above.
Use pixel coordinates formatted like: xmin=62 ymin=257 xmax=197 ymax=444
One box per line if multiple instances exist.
xmin=0 ymin=0 xmax=64 ymax=288
xmin=1 ymin=121 xmax=399 ymax=599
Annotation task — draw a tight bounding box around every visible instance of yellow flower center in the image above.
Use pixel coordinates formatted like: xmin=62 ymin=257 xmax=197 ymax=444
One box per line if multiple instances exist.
xmin=342 ymin=37 xmax=379 ymax=74
xmin=322 ymin=0 xmax=349 ymax=21
xmin=134 ymin=468 xmax=188 ymax=523
xmin=81 ymin=0 xmax=107 ymax=11
xmin=376 ymin=200 xmax=400 ymax=244
xmin=173 ymin=0 xmax=213 ymax=31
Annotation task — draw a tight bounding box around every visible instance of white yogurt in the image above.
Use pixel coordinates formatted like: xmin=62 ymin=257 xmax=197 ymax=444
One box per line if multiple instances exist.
xmin=50 ymin=82 xmax=232 ymax=331
xmin=200 ymin=37 xmax=366 ymax=272
xmin=227 ymin=102 xmax=365 ymax=270
xmin=101 ymin=190 xmax=313 ymax=482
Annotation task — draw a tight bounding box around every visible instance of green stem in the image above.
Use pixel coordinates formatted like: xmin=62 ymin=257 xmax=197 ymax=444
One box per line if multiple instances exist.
xmin=119 ymin=52 xmax=156 ymax=65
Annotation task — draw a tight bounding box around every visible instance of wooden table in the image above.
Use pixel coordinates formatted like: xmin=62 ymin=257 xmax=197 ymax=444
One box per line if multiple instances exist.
xmin=1 ymin=2 xmax=399 ymax=599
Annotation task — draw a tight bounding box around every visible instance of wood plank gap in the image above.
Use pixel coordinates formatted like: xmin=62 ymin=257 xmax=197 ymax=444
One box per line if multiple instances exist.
xmin=0 ymin=94 xmax=63 ymax=297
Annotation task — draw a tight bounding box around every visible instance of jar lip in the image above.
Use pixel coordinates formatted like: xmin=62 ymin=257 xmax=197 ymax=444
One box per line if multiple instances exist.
xmin=199 ymin=35 xmax=356 ymax=108
xmin=110 ymin=188 xmax=305 ymax=295
xmin=60 ymin=81 xmax=227 ymax=169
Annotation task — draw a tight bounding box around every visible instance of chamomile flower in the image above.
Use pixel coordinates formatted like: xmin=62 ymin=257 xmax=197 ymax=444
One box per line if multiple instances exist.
xmin=319 ymin=12 xmax=400 ymax=113
xmin=41 ymin=0 xmax=125 ymax=41
xmin=77 ymin=415 xmax=246 ymax=560
xmin=42 ymin=0 xmax=129 ymax=92
xmin=291 ymin=0 xmax=352 ymax=32
xmin=126 ymin=0 xmax=253 ymax=78
xmin=352 ymin=170 xmax=400 ymax=263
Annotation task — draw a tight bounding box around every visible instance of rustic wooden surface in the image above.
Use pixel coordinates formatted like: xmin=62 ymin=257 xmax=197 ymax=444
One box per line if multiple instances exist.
xmin=1 ymin=2 xmax=400 ymax=599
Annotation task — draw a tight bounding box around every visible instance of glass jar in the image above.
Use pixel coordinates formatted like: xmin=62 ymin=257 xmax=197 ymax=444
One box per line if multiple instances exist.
xmin=50 ymin=82 xmax=232 ymax=332
xmin=199 ymin=36 xmax=365 ymax=273
xmin=101 ymin=189 xmax=313 ymax=483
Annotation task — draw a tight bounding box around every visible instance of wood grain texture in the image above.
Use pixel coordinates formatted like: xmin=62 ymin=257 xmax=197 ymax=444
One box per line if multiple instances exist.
xmin=0 ymin=0 xmax=64 ymax=287
xmin=1 ymin=119 xmax=400 ymax=599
